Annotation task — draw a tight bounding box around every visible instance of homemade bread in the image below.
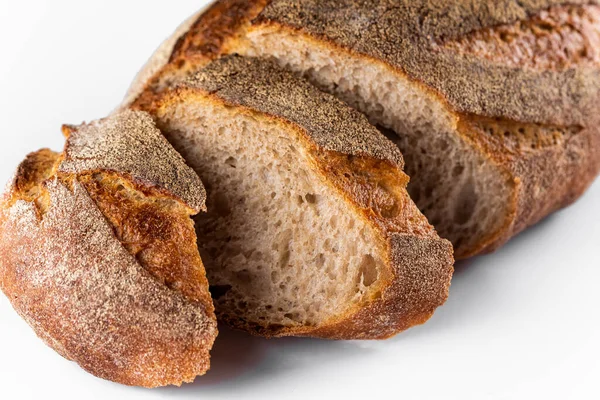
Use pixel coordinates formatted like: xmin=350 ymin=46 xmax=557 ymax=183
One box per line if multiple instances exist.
xmin=0 ymin=110 xmax=217 ymax=388
xmin=124 ymin=0 xmax=600 ymax=258
xmin=136 ymin=55 xmax=454 ymax=339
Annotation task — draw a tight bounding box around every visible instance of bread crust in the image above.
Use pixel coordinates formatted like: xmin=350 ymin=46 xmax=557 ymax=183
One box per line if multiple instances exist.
xmin=146 ymin=55 xmax=454 ymax=339
xmin=460 ymin=115 xmax=600 ymax=253
xmin=60 ymin=110 xmax=206 ymax=212
xmin=251 ymin=1 xmax=600 ymax=256
xmin=122 ymin=0 xmax=600 ymax=258
xmin=121 ymin=8 xmax=209 ymax=109
xmin=0 ymin=111 xmax=217 ymax=387
xmin=122 ymin=0 xmax=267 ymax=110
xmin=182 ymin=55 xmax=406 ymax=168
xmin=255 ymin=0 xmax=600 ymax=126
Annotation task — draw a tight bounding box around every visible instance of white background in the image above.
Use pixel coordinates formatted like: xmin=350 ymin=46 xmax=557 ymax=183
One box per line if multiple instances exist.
xmin=0 ymin=1 xmax=599 ymax=399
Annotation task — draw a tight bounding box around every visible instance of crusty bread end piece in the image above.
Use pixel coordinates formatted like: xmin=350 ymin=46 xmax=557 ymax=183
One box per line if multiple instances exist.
xmin=0 ymin=110 xmax=217 ymax=388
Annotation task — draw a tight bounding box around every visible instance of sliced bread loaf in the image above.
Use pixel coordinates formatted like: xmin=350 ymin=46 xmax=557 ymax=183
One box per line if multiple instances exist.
xmin=134 ymin=55 xmax=454 ymax=339
xmin=0 ymin=110 xmax=217 ymax=387
xmin=124 ymin=0 xmax=600 ymax=258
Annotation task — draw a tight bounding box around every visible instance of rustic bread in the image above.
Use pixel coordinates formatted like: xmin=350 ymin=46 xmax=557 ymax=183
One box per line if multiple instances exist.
xmin=0 ymin=110 xmax=217 ymax=387
xmin=124 ymin=0 xmax=600 ymax=258
xmin=135 ymin=55 xmax=454 ymax=339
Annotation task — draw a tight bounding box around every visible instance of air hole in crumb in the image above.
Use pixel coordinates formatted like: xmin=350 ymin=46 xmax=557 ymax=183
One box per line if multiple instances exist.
xmin=279 ymin=249 xmax=291 ymax=269
xmin=305 ymin=193 xmax=318 ymax=204
xmin=212 ymin=192 xmax=231 ymax=217
xmin=225 ymin=156 xmax=237 ymax=168
xmin=330 ymin=215 xmax=338 ymax=228
xmin=210 ymin=285 xmax=232 ymax=300
xmin=271 ymin=270 xmax=280 ymax=282
xmin=436 ymin=139 xmax=449 ymax=151
xmin=315 ymin=253 xmax=325 ymax=270
xmin=357 ymin=255 xmax=378 ymax=287
xmin=454 ymin=178 xmax=478 ymax=225
xmin=452 ymin=164 xmax=464 ymax=177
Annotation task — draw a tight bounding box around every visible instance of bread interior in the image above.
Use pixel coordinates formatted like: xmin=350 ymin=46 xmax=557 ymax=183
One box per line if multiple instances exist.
xmin=244 ymin=30 xmax=513 ymax=256
xmin=155 ymin=97 xmax=389 ymax=332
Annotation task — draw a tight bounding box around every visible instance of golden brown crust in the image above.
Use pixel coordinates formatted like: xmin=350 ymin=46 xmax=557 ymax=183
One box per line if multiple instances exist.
xmin=125 ymin=0 xmax=267 ymax=111
xmin=0 ymin=180 xmax=216 ymax=387
xmin=148 ymin=55 xmax=454 ymax=339
xmin=0 ymin=111 xmax=217 ymax=387
xmin=169 ymin=0 xmax=268 ymax=64
xmin=10 ymin=149 xmax=59 ymax=202
xmin=77 ymin=173 xmax=213 ymax=306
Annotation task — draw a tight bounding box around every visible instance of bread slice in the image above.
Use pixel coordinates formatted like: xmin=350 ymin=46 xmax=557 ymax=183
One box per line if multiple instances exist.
xmin=124 ymin=0 xmax=600 ymax=258
xmin=0 ymin=110 xmax=217 ymax=387
xmin=135 ymin=55 xmax=454 ymax=339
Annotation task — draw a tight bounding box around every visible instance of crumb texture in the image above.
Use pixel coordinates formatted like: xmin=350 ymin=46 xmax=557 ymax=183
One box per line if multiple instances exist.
xmin=185 ymin=55 xmax=405 ymax=168
xmin=151 ymin=56 xmax=452 ymax=336
xmin=158 ymin=96 xmax=391 ymax=333
xmin=246 ymin=33 xmax=513 ymax=256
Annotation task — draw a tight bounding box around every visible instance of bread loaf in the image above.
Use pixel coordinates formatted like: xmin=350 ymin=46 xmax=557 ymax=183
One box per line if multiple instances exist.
xmin=135 ymin=55 xmax=454 ymax=339
xmin=0 ymin=110 xmax=217 ymax=387
xmin=124 ymin=0 xmax=600 ymax=258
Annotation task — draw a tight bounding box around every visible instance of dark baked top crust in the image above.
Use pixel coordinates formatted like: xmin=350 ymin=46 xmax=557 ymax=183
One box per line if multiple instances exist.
xmin=254 ymin=0 xmax=600 ymax=125
xmin=60 ymin=110 xmax=206 ymax=212
xmin=182 ymin=54 xmax=405 ymax=168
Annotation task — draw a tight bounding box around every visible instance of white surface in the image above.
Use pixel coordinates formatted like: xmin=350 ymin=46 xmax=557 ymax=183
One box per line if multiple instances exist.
xmin=0 ymin=1 xmax=599 ymax=399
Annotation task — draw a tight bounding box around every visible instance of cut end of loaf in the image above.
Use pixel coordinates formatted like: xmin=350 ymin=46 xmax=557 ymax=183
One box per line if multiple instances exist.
xmin=154 ymin=93 xmax=392 ymax=335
